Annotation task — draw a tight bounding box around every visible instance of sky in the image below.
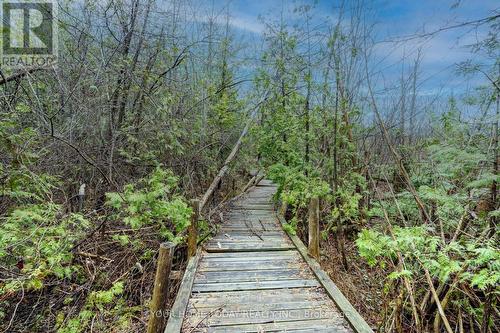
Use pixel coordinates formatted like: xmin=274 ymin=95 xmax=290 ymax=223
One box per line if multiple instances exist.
xmin=202 ymin=0 xmax=499 ymax=96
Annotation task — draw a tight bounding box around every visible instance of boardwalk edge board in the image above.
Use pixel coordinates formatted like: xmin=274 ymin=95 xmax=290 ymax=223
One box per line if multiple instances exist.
xmin=276 ymin=210 xmax=374 ymax=333
xmin=164 ymin=249 xmax=201 ymax=333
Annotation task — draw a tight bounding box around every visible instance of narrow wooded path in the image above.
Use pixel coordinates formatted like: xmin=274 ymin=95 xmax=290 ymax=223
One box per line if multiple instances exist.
xmin=166 ymin=180 xmax=373 ymax=333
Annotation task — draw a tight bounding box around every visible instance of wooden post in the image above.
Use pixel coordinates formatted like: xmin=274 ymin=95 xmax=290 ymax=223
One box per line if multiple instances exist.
xmin=147 ymin=242 xmax=175 ymax=333
xmin=280 ymin=201 xmax=288 ymax=217
xmin=308 ymin=197 xmax=320 ymax=260
xmin=187 ymin=199 xmax=199 ymax=260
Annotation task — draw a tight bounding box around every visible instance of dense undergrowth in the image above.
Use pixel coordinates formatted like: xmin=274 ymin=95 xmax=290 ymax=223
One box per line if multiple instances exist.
xmin=0 ymin=162 xmax=191 ymax=332
xmin=266 ymin=109 xmax=499 ymax=332
xmin=1 ymin=1 xmax=498 ymax=332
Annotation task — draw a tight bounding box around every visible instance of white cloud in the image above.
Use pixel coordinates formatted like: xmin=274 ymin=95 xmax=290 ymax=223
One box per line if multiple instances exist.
xmin=230 ymin=15 xmax=264 ymax=34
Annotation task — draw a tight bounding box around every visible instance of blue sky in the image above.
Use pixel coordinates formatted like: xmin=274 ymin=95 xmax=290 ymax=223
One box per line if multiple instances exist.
xmin=202 ymin=0 xmax=499 ymax=95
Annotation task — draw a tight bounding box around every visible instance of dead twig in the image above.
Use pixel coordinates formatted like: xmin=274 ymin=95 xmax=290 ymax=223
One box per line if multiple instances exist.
xmin=188 ymin=306 xmax=224 ymax=333
xmin=244 ymin=220 xmax=264 ymax=241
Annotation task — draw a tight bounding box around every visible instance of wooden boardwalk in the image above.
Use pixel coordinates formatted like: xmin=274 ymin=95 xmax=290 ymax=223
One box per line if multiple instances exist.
xmin=166 ymin=180 xmax=373 ymax=333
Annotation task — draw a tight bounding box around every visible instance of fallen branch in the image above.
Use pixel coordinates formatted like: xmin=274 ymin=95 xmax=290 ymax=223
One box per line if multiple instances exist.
xmin=0 ymin=66 xmax=49 ymax=86
xmin=199 ymin=95 xmax=268 ymax=211
xmin=424 ymin=268 xmax=454 ymax=333
xmin=76 ymin=251 xmax=113 ymax=262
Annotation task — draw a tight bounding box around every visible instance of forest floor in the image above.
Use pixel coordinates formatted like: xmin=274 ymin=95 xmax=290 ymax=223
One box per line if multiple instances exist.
xmin=320 ymin=234 xmax=386 ymax=329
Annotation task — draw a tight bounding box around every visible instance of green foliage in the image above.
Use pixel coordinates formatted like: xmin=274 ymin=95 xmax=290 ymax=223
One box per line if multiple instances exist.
xmin=355 ymin=91 xmax=499 ymax=331
xmin=418 ymin=185 xmax=466 ymax=231
xmin=356 ymin=228 xmax=393 ymax=268
xmin=357 ymin=227 xmax=500 ymax=290
xmin=466 ymin=173 xmax=500 ymax=189
xmin=253 ymin=96 xmax=305 ymax=167
xmin=376 ymin=110 xmax=494 ymax=231
xmin=463 ymin=244 xmax=500 ymax=290
xmin=57 ymin=282 xmax=137 ymax=333
xmin=387 ymin=269 xmax=412 ymax=280
xmin=88 ymin=282 xmax=124 ymax=311
xmin=105 ymin=167 xmax=192 ymax=243
xmin=112 ymin=234 xmax=130 ymax=246
xmin=425 ymin=143 xmax=487 ymax=188
xmin=208 ymin=84 xmax=242 ymax=130
xmin=330 ymin=171 xmax=366 ymax=224
xmin=252 ymin=23 xmax=307 ymax=169
xmin=0 ymin=204 xmax=89 ymax=295
xmin=118 ymin=93 xmax=187 ymax=165
xmin=0 ymin=109 xmax=57 ymax=202
xmin=282 ymin=223 xmax=296 ymax=235
xmin=268 ymin=163 xmax=330 ymax=210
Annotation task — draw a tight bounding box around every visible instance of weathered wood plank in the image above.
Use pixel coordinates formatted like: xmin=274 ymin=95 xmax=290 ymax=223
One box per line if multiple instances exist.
xmin=201 ymin=253 xmax=300 ymax=262
xmin=220 ymin=219 xmax=279 ymax=224
xmin=219 ymin=225 xmax=281 ymax=229
xmin=192 ymin=279 xmax=320 ymax=292
xmin=219 ymin=217 xmax=279 ymax=223
xmin=199 ymin=259 xmax=300 ymax=267
xmin=201 ymin=257 xmax=301 ymax=264
xmin=256 ymin=179 xmax=276 ymax=186
xmin=223 ymin=216 xmax=274 ymax=219
xmin=195 ymin=269 xmax=313 ymax=284
xmin=209 ymin=235 xmax=289 ymax=242
xmin=197 ymin=318 xmax=352 ymax=333
xmin=187 ymin=300 xmax=330 ymax=312
xmin=204 ymin=245 xmax=296 ymax=253
xmin=197 ymin=261 xmax=307 ymax=272
xmin=216 ymin=229 xmax=284 ymax=235
xmin=189 ymin=288 xmax=328 ymax=304
xmin=202 ymin=250 xmax=297 ymax=258
xmin=184 ymin=307 xmax=341 ymax=327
